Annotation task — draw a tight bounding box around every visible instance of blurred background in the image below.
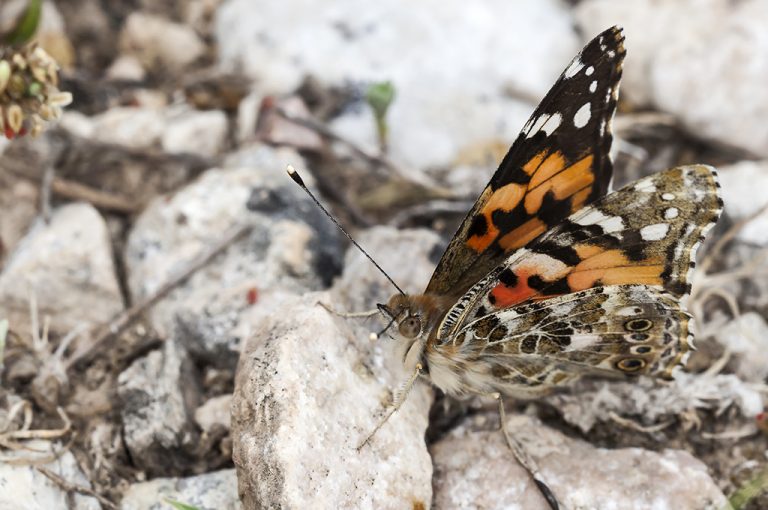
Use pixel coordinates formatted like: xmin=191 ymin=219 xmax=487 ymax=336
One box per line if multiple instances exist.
xmin=1 ymin=0 xmax=767 ymax=509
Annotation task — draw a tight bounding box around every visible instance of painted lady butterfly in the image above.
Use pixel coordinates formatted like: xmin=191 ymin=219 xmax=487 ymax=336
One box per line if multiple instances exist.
xmin=378 ymin=25 xmax=722 ymax=404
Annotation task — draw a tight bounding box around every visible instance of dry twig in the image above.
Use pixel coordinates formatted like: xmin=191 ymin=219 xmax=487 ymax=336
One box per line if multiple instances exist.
xmin=36 ymin=466 xmax=118 ymax=510
xmin=6 ymin=167 xmax=139 ymax=213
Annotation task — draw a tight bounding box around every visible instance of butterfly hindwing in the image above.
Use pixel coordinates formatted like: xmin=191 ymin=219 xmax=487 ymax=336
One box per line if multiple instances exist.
xmin=436 ymin=165 xmax=723 ymax=339
xmin=427 ymin=26 xmax=626 ymax=296
xmin=427 ymin=285 xmax=692 ymax=397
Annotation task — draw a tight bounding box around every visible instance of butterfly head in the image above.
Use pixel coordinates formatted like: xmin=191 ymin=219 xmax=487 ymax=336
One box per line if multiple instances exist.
xmin=379 ymin=294 xmax=454 ymax=342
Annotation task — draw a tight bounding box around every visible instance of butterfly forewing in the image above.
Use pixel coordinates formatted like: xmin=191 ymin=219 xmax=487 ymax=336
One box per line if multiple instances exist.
xmin=427 ymin=26 xmax=626 ymax=297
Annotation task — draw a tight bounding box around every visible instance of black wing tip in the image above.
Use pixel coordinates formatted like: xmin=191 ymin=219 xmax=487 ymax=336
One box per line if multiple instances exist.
xmin=584 ymin=26 xmax=626 ymax=59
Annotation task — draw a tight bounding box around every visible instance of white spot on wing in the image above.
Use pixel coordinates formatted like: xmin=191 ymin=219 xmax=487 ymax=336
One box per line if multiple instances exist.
xmin=573 ymin=208 xmax=624 ymax=233
xmin=564 ymin=58 xmax=583 ymax=79
xmin=585 ymin=66 xmax=595 ymax=76
xmin=589 ymin=80 xmax=597 ymax=93
xmin=664 ymin=207 xmax=679 ymax=219
xmin=566 ymin=334 xmax=600 ymax=351
xmin=662 ymin=193 xmax=675 ymax=201
xmin=640 ymin=223 xmax=670 ymax=241
xmin=526 ymin=112 xmax=562 ymax=138
xmin=634 ymin=179 xmax=657 ymax=192
xmin=573 ymin=103 xmax=591 ymax=128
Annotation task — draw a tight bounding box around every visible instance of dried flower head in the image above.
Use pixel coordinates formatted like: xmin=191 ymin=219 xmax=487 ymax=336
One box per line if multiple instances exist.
xmin=0 ymin=43 xmax=71 ymax=139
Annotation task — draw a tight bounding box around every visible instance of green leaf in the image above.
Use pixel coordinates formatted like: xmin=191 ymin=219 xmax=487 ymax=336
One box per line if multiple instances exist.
xmin=4 ymin=0 xmax=43 ymax=46
xmin=365 ymin=81 xmax=396 ymax=152
xmin=164 ymin=498 xmax=202 ymax=510
xmin=365 ymin=81 xmax=396 ymax=119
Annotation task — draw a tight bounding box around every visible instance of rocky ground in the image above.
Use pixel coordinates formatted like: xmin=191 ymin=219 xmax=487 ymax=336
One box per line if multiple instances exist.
xmin=1 ymin=0 xmax=768 ymax=509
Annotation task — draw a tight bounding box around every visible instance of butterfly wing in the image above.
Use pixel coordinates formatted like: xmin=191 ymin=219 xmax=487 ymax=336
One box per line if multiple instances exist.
xmin=426 ymin=26 xmax=626 ymax=296
xmin=426 ymin=285 xmax=692 ymax=397
xmin=436 ymin=164 xmax=723 ymax=339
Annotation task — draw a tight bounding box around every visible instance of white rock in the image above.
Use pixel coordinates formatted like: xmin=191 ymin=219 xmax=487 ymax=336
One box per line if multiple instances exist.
xmin=124 ymin=146 xmax=344 ymax=367
xmin=717 ymin=160 xmax=768 ymax=244
xmin=0 ymin=203 xmax=123 ymax=340
xmin=162 ymin=109 xmax=229 ymax=157
xmin=717 ymin=312 xmax=768 ymax=382
xmin=90 ymin=107 xmax=165 ymax=149
xmin=432 ymin=414 xmax=728 ymax=510
xmin=0 ymin=443 xmax=101 ymax=509
xmin=59 ymin=111 xmax=96 ymax=139
xmin=216 ymin=0 xmax=577 ymax=171
xmin=575 ymin=0 xmax=768 ymax=158
xmin=121 ymin=12 xmax=206 ymax=71
xmin=232 ymin=293 xmax=433 ymax=509
xmin=106 ymin=54 xmax=147 ymax=82
xmin=121 ymin=469 xmax=240 ymax=510
xmin=117 ymin=338 xmax=201 ymax=476
xmin=194 ymin=394 xmax=232 ymax=433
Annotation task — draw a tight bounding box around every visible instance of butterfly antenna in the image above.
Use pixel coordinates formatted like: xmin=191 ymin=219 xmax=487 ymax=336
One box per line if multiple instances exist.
xmin=286 ymin=165 xmax=406 ymax=296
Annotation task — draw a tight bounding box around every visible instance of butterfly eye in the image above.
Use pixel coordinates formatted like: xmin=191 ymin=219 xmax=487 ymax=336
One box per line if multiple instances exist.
xmin=398 ymin=316 xmax=422 ymax=339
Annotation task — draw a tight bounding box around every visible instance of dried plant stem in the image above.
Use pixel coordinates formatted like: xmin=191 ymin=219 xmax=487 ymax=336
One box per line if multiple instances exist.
xmin=36 ymin=466 xmax=117 ymax=510
xmin=8 ymin=168 xmax=139 ymax=213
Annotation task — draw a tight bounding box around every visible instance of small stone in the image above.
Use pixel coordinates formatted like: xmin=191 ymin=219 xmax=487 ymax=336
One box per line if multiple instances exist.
xmin=117 ymin=338 xmax=201 ymax=476
xmin=161 ymin=109 xmax=228 ymax=157
xmin=106 ymin=54 xmax=147 ymax=82
xmin=58 ymin=111 xmax=96 ymax=139
xmin=431 ymin=414 xmax=728 ymax=509
xmin=90 ymin=106 xmax=165 ymax=149
xmin=0 ymin=443 xmax=101 ymax=509
xmin=0 ymin=203 xmax=123 ymax=341
xmin=717 ymin=160 xmax=768 ymax=245
xmin=717 ymin=312 xmax=768 ymax=382
xmin=120 ymin=13 xmax=206 ymax=72
xmin=194 ymin=394 xmax=232 ymax=434
xmin=253 ymin=96 xmax=324 ymax=151
xmin=121 ymin=469 xmax=240 ymax=510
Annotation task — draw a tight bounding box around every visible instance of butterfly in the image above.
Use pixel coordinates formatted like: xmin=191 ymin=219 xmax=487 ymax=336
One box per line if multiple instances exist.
xmin=377 ymin=26 xmax=722 ymax=404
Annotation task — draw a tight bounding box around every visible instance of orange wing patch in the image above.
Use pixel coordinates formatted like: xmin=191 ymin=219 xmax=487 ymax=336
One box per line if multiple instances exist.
xmin=567 ymin=247 xmax=664 ymax=291
xmin=524 ymin=154 xmax=595 ymax=215
xmin=471 ymin=152 xmax=598 ymax=254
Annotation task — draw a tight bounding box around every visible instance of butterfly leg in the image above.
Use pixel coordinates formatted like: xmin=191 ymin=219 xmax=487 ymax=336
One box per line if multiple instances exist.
xmin=356 ymin=363 xmax=422 ymax=451
xmin=496 ymin=394 xmax=560 ymax=510
xmin=318 ymin=301 xmax=379 ymax=318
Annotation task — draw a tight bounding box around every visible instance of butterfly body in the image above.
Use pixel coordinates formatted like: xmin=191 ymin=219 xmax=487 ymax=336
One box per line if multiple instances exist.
xmin=378 ymin=27 xmax=723 ymax=401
